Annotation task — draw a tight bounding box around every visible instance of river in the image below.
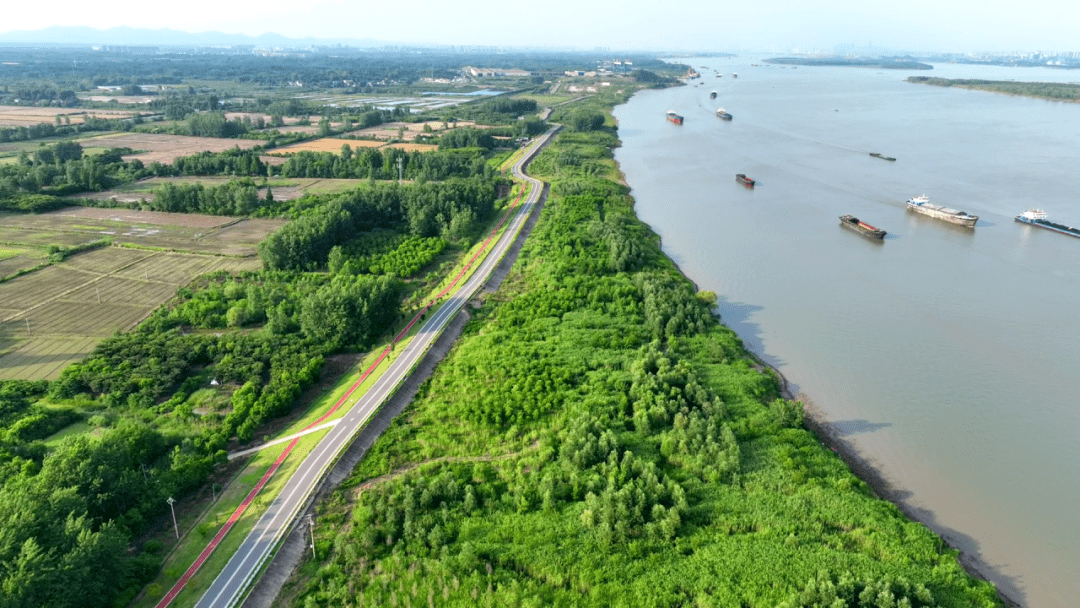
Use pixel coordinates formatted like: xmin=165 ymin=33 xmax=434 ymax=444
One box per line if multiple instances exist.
xmin=612 ymin=58 xmax=1080 ymax=608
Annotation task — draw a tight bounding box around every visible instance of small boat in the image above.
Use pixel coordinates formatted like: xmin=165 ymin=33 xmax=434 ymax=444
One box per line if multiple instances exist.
xmin=870 ymin=152 xmax=897 ymax=161
xmin=736 ymin=174 xmax=755 ymax=187
xmin=666 ymin=110 xmax=684 ymax=125
xmin=1015 ymin=209 xmax=1080 ymax=238
xmin=710 ymin=91 xmax=717 ymax=99
xmin=716 ymin=108 xmax=732 ymax=120
xmin=839 ymin=215 xmax=886 ymax=240
xmin=732 ymin=73 xmax=738 ymax=78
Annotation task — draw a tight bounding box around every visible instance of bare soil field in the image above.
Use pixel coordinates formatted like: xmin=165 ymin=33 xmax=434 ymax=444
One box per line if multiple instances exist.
xmin=385 ymin=142 xmax=439 ymax=152
xmin=0 ymin=246 xmax=266 ymax=380
xmin=74 ymin=132 xmax=264 ymax=165
xmin=0 ymin=265 xmax=97 ymax=309
xmin=84 ymin=177 xmax=370 ymax=205
xmin=0 ymin=225 xmax=94 ymax=248
xmin=0 ymin=206 xmax=285 ymax=256
xmin=270 ymin=138 xmax=383 ymax=154
xmin=0 ymin=106 xmax=142 ymax=127
xmin=59 ymin=246 xmax=154 ymax=274
xmin=0 ymin=337 xmax=100 ymax=381
xmin=346 ymin=119 xmax=486 ymax=142
xmin=0 ymin=254 xmax=44 ymax=278
xmin=51 ymin=206 xmax=235 ymax=229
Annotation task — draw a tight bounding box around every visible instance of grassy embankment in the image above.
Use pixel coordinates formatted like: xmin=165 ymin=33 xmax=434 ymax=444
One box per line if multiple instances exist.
xmin=278 ymin=92 xmax=1005 ymax=607
xmin=908 ymin=76 xmax=1080 ymax=102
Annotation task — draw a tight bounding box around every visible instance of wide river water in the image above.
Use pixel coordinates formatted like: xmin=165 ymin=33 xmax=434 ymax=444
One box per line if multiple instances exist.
xmin=612 ymin=58 xmax=1080 ymax=607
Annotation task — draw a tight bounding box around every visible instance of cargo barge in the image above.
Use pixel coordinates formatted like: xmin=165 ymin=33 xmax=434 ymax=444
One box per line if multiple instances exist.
xmin=666 ymin=111 xmax=684 ymax=125
xmin=1015 ymin=209 xmax=1080 ymax=238
xmin=840 ymin=215 xmax=886 ymax=240
xmin=716 ymin=108 xmax=733 ymax=120
xmin=736 ymin=173 xmax=755 ymax=187
xmin=906 ymin=195 xmax=978 ymax=227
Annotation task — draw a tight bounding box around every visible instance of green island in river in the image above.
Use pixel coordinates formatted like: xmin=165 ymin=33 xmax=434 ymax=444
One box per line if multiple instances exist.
xmin=908 ymin=76 xmax=1080 ymax=102
xmin=277 ymin=91 xmax=1005 ymax=607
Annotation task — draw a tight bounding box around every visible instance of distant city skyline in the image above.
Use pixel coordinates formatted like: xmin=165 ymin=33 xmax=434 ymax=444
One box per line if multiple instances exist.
xmin=1 ymin=0 xmax=1077 ymax=55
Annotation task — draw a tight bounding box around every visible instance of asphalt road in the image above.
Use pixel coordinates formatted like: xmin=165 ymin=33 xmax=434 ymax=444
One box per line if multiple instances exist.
xmin=189 ymin=127 xmax=557 ymax=608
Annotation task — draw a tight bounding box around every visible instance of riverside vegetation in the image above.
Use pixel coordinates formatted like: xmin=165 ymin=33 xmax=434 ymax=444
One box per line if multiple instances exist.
xmin=908 ymin=76 xmax=1080 ymax=102
xmin=281 ymin=94 xmax=1004 ymax=607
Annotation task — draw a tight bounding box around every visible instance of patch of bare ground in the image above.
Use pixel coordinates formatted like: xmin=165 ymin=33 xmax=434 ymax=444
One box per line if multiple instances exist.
xmin=76 ymin=133 xmax=264 ymax=165
xmin=51 ymin=206 xmax=234 ymax=229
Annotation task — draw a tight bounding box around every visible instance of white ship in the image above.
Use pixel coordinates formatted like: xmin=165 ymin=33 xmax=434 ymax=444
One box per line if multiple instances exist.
xmin=906 ymin=195 xmax=978 ymax=227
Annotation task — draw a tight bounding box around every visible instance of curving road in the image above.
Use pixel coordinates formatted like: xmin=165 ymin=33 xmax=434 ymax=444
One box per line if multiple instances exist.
xmin=164 ymin=126 xmax=558 ymax=608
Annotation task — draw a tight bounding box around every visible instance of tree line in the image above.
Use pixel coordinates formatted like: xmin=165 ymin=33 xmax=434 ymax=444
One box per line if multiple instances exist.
xmin=258 ymin=177 xmax=499 ymax=270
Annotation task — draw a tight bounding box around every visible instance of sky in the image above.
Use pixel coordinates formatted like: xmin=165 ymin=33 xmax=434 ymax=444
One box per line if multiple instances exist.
xmin=1 ymin=0 xmax=1078 ymax=54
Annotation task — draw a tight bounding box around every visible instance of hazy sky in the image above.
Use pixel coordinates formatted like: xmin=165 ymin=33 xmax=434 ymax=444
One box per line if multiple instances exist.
xmin=2 ymin=0 xmax=1077 ymax=53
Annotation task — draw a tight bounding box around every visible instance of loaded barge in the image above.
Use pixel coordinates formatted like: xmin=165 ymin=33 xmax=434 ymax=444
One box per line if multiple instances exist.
xmin=840 ymin=215 xmax=886 ymax=240
xmin=666 ymin=110 xmax=684 ymax=125
xmin=1015 ymin=209 xmax=1080 ymax=238
xmin=906 ymin=195 xmax=978 ymax=227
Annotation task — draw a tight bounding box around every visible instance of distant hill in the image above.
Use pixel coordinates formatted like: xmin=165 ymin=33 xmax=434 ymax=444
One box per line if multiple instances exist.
xmin=0 ymin=26 xmax=386 ymax=48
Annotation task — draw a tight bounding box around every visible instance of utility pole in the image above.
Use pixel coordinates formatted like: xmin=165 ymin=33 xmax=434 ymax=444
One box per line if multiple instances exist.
xmin=167 ymin=497 xmax=179 ymax=539
xmin=396 ymin=157 xmax=404 ymax=183
xmin=307 ymin=514 xmax=316 ymax=560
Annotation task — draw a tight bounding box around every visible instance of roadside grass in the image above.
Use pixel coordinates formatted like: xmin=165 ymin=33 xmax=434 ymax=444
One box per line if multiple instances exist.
xmin=42 ymin=421 xmax=95 ymax=447
xmin=137 ymin=428 xmax=331 ymax=608
xmin=135 ymin=327 xmax=422 ymax=608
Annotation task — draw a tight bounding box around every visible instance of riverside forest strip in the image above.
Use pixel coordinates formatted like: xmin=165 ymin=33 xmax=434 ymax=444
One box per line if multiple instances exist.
xmin=908 ymin=76 xmax=1080 ymax=102
xmin=281 ymin=93 xmax=1005 ymax=607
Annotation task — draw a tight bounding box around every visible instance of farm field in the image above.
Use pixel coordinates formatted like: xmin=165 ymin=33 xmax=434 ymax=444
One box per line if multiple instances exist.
xmin=0 ymin=207 xmax=286 ymax=256
xmin=0 ymin=246 xmax=264 ymax=380
xmin=293 ymin=92 xmax=495 ymax=112
xmin=0 ymin=105 xmax=143 ymax=127
xmin=73 ymin=132 xmax=264 ymax=165
xmin=0 ymin=244 xmax=46 ymax=278
xmin=270 ymin=137 xmax=387 ymax=154
xmin=79 ymin=176 xmax=373 ymax=204
xmin=346 ymin=119 xmax=487 ymax=142
xmin=384 ymin=142 xmax=438 ymax=152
